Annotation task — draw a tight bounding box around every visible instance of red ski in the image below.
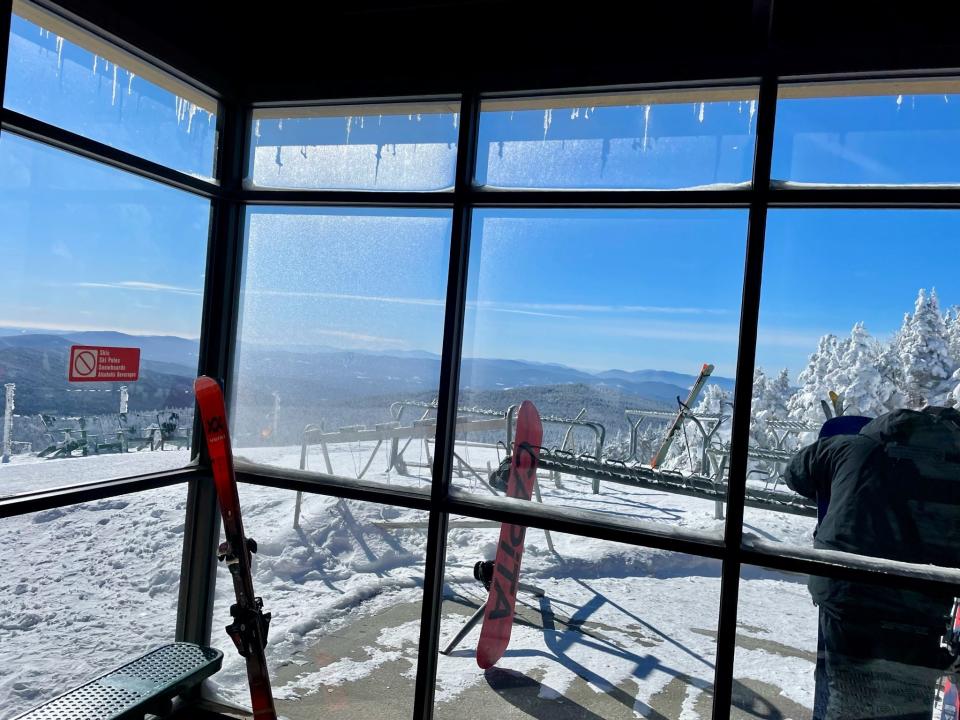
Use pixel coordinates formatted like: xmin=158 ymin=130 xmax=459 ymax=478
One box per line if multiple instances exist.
xmin=476 ymin=400 xmax=542 ymax=669
xmin=935 ymin=599 xmax=960 ymax=720
xmin=194 ymin=376 xmax=278 ymax=720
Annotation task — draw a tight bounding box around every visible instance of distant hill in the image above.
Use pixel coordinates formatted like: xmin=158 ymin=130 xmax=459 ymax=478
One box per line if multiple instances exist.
xmin=0 ymin=330 xmax=735 ymax=430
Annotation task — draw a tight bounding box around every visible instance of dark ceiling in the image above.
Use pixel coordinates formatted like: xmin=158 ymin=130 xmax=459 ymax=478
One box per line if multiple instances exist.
xmin=44 ymin=1 xmax=960 ymax=103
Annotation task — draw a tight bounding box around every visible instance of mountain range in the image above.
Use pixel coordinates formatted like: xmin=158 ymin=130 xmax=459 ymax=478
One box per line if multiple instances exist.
xmin=0 ymin=330 xmax=735 ymax=419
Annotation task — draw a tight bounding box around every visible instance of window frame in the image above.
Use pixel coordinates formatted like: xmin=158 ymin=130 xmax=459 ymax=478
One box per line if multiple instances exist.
xmin=4 ymin=3 xmax=960 ymax=720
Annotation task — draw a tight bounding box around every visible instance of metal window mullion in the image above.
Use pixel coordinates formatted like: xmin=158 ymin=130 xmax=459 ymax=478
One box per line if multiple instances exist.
xmin=0 ymin=468 xmax=199 ymax=519
xmin=0 ymin=0 xmax=11 ymax=111
xmin=176 ymin=99 xmax=247 ymax=648
xmin=411 ymin=92 xmax=480 ymax=720
xmin=710 ymin=72 xmax=778 ymax=718
xmin=0 ymin=109 xmax=219 ymax=198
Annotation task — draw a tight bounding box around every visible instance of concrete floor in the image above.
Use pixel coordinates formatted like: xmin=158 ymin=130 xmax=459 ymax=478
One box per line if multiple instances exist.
xmin=266 ymin=598 xmax=811 ymax=720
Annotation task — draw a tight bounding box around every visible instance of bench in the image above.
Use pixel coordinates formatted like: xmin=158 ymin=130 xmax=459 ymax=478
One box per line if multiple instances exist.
xmin=13 ymin=642 xmax=223 ymax=720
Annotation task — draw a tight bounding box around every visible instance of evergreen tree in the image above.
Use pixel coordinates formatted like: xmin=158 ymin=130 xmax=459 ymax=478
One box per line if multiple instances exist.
xmin=898 ymin=288 xmax=956 ymax=408
xmin=944 ymin=305 xmax=960 ymax=367
xmin=834 ymin=322 xmax=889 ymax=417
xmin=788 ymin=334 xmax=840 ymax=424
xmin=751 ymin=366 xmax=791 ymax=449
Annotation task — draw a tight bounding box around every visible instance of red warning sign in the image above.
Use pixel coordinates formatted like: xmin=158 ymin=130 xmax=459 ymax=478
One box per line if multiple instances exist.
xmin=68 ymin=346 xmax=140 ymax=382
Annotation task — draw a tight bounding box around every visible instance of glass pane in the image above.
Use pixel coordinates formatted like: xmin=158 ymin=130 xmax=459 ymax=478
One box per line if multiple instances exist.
xmin=209 ymin=489 xmax=427 ymax=717
xmin=454 ymin=209 xmax=747 ymax=536
xmin=232 ymin=207 xmax=451 ymax=486
xmin=735 ymin=564 xmax=957 ymax=720
xmin=0 ymin=133 xmax=209 ymax=497
xmin=248 ymin=102 xmax=459 ymax=191
xmin=5 ymin=1 xmax=217 ymax=179
xmin=746 ymin=210 xmax=960 ymax=566
xmin=0 ymin=486 xmax=186 ymax=717
xmin=774 ymin=79 xmax=960 ymax=186
xmin=437 ymin=525 xmax=720 ymax=719
xmin=476 ymin=88 xmax=758 ymax=190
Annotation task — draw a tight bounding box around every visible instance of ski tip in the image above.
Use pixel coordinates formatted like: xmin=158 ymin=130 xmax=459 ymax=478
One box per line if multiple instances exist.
xmin=194 ymin=375 xmax=221 ymax=395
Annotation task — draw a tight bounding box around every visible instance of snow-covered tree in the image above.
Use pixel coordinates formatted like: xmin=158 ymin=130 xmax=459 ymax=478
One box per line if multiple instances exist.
xmin=751 ymin=366 xmax=791 ymax=449
xmin=897 ymin=288 xmax=956 ymax=408
xmin=944 ymin=305 xmax=960 ymax=367
xmin=788 ymin=334 xmax=841 ymax=424
xmin=832 ymin=322 xmax=890 ymax=417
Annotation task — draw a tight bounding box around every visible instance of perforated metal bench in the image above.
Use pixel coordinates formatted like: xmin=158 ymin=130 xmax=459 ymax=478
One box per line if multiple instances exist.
xmin=13 ymin=642 xmax=223 ymax=720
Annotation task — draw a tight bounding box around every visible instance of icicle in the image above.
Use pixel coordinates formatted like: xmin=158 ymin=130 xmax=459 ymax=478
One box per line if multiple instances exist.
xmin=748 ymin=99 xmax=757 ymax=135
xmin=896 ymin=94 xmax=903 ymax=109
xmin=300 ymin=146 xmax=307 ymax=159
xmin=278 ymin=119 xmax=283 ymax=131
xmin=55 ymin=36 xmax=63 ymax=73
xmin=452 ymin=112 xmax=459 ymax=128
xmin=254 ymin=119 xmax=261 ymax=139
xmin=127 ymin=72 xmax=135 ymax=95
xmin=416 ymin=113 xmax=422 ymax=121
xmin=570 ymin=107 xmax=580 ymax=120
xmin=945 ymin=95 xmax=950 ymax=104
xmin=93 ymin=55 xmax=98 ymax=73
xmin=187 ymin=103 xmax=198 ymax=134
xmin=543 ymin=108 xmax=552 ymax=139
xmin=408 ymin=114 xmax=413 ymax=120
xmin=345 ymin=116 xmax=353 ymax=144
xmin=359 ymin=116 xmax=365 ymax=129
xmin=274 ymin=145 xmax=283 ymax=168
xmin=374 ymin=143 xmax=383 ymax=181
xmin=911 ymin=95 xmax=916 ymax=110
xmin=379 ymin=114 xmax=383 ymax=126
xmin=111 ymin=64 xmax=118 ymax=106
xmin=698 ymin=102 xmax=705 ymax=123
xmin=738 ymin=100 xmax=743 ymax=114
xmin=642 ymin=104 xmax=651 ymax=151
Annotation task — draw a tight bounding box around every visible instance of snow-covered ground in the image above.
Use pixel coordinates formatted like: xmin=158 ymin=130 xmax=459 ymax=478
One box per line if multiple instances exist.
xmin=0 ymin=444 xmax=819 ymax=719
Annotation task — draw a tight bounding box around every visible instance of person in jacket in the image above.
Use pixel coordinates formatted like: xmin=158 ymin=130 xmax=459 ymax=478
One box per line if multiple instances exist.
xmin=785 ymin=406 xmax=960 ymax=720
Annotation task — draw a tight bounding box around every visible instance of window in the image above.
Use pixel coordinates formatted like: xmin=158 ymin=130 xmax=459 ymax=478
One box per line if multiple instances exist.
xmin=0 ymin=487 xmax=187 ymax=717
xmin=208 ymin=490 xmax=428 ymax=715
xmin=437 ymin=527 xmax=722 ymax=718
xmin=0 ymin=132 xmax=209 ymax=497
xmin=477 ymin=89 xmax=757 ymax=190
xmin=456 ymin=208 xmax=747 ymax=533
xmin=774 ymin=79 xmax=960 ymax=185
xmin=4 ymin=0 xmax=217 ymax=178
xmin=248 ymin=102 xmax=459 ymax=191
xmin=231 ymin=207 xmax=452 ymax=485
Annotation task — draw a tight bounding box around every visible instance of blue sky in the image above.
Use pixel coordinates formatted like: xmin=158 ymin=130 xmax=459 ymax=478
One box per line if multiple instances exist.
xmin=5 ymin=12 xmax=960 ymax=380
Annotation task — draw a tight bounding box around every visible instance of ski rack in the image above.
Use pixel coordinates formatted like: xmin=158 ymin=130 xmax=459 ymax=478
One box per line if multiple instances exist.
xmin=625 ymin=408 xmax=725 ymax=464
xmin=531 ymin=449 xmax=817 ymax=517
xmin=293 ymin=412 xmax=508 ymax=528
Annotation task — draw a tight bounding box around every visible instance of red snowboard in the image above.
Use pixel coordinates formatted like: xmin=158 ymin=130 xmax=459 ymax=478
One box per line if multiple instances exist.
xmin=476 ymin=400 xmax=543 ymax=669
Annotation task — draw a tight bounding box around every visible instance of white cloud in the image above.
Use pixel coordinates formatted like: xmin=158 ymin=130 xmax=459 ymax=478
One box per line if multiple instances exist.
xmin=0 ymin=317 xmax=198 ymax=338
xmin=73 ymin=281 xmax=202 ymax=296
